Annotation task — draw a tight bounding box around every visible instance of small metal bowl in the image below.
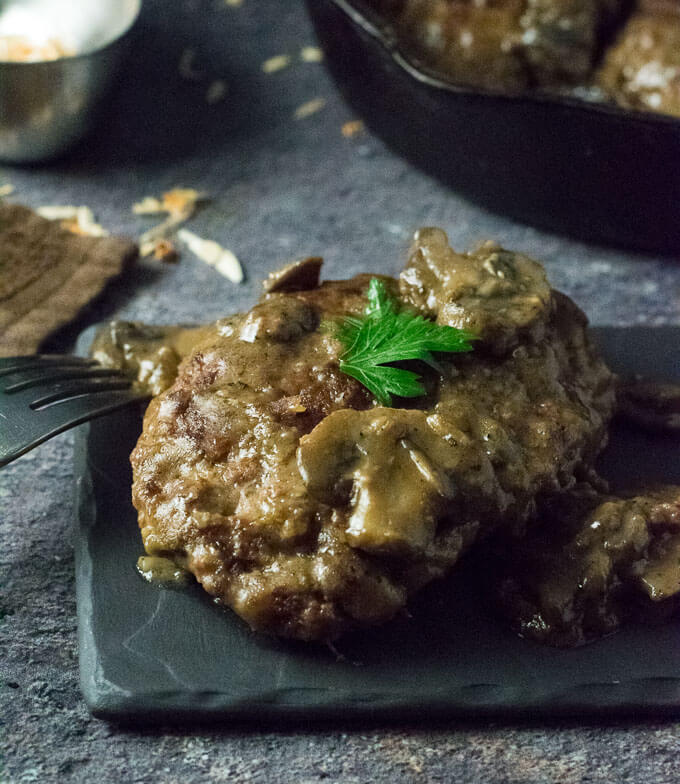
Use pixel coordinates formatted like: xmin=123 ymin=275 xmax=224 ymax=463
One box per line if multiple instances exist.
xmin=307 ymin=0 xmax=680 ymax=254
xmin=0 ymin=0 xmax=141 ymax=163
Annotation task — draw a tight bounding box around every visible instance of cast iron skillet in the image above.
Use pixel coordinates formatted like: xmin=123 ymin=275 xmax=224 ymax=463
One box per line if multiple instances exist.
xmin=306 ymin=0 xmax=680 ymax=254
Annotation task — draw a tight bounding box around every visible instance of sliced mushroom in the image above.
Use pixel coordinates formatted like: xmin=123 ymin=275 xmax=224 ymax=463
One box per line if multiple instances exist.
xmin=297 ymin=407 xmax=496 ymax=557
xmin=492 ymin=485 xmax=680 ymax=646
xmin=399 ymin=228 xmax=552 ymax=354
xmin=239 ymin=297 xmax=319 ymax=343
xmin=617 ymin=378 xmax=680 ymax=434
xmin=263 ymin=256 xmax=323 ymax=293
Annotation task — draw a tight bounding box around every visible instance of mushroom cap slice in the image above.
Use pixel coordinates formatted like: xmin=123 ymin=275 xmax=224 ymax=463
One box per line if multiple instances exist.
xmin=298 ymin=407 xmax=498 ymax=557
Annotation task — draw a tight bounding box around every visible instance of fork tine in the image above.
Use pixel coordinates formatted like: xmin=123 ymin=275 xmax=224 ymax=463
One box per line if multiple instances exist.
xmin=0 ymin=388 xmax=146 ymax=467
xmin=1 ymin=378 xmax=131 ymax=415
xmin=0 ymin=354 xmax=97 ymax=367
xmin=0 ymin=353 xmax=150 ymax=468
xmin=2 ymin=366 xmax=124 ymax=393
xmin=0 ymin=355 xmax=96 ymax=377
xmin=30 ymin=377 xmax=134 ymax=409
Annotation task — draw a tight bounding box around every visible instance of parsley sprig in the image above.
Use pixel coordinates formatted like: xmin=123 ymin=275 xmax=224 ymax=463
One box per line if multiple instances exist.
xmin=336 ymin=278 xmax=476 ymax=406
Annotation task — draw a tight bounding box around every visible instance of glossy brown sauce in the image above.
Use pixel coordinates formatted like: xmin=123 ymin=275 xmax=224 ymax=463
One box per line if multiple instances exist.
xmin=91 ymin=321 xmax=214 ymax=397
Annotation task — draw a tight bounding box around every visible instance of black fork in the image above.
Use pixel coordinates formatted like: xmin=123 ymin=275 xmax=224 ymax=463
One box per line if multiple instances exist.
xmin=0 ymin=355 xmax=148 ymax=467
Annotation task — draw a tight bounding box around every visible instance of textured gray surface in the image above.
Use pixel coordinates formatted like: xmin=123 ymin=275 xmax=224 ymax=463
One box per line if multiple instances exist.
xmin=2 ymin=0 xmax=680 ymax=782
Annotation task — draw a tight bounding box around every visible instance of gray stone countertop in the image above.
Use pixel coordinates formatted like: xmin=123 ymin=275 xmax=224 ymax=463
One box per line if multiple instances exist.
xmin=2 ymin=0 xmax=680 ymax=781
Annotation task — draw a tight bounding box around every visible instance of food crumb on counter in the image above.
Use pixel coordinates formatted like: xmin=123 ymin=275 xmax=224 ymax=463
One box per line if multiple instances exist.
xmin=36 ymin=205 xmax=108 ymax=237
xmin=262 ymin=54 xmax=291 ymax=73
xmin=341 ymin=119 xmax=365 ymax=137
xmin=133 ymin=196 xmax=164 ymax=215
xmin=151 ymin=239 xmax=179 ymax=263
xmin=0 ymin=183 xmax=14 ymax=197
xmin=300 ymin=46 xmax=323 ymax=63
xmin=294 ymin=98 xmax=327 ymax=119
xmin=134 ymin=188 xmax=207 ymax=257
xmin=178 ymin=47 xmax=203 ymax=81
xmin=177 ymin=228 xmax=244 ymax=283
xmin=206 ymin=79 xmax=228 ymax=104
xmin=224 ymin=0 xmax=243 ymax=6
xmin=133 ymin=187 xmax=206 ymax=219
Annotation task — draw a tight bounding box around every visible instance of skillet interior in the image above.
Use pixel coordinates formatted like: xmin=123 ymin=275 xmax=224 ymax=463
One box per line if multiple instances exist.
xmin=307 ymin=0 xmax=680 ymax=254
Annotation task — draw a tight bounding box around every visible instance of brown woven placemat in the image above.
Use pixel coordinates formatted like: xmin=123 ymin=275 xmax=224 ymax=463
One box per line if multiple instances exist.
xmin=0 ymin=203 xmax=137 ymax=356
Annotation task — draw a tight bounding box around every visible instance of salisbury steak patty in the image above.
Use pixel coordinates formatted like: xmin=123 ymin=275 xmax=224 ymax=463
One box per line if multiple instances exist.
xmin=131 ymin=229 xmax=615 ymax=640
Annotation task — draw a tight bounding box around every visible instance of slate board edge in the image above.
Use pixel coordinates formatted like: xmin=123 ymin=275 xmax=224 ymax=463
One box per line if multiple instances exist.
xmin=74 ymin=325 xmax=680 ymax=723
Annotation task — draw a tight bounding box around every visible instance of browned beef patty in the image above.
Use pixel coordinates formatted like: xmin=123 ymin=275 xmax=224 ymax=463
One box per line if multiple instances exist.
xmin=130 ymin=229 xmax=615 ymax=641
xmin=371 ymin=0 xmax=623 ymax=91
xmin=597 ymin=7 xmax=680 ymax=117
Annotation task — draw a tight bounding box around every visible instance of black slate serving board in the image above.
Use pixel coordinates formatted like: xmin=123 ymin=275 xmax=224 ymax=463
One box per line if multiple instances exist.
xmin=75 ymin=327 xmax=680 ymax=723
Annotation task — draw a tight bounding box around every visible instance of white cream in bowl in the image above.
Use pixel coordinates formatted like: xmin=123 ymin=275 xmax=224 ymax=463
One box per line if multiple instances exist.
xmin=0 ymin=0 xmax=140 ymax=61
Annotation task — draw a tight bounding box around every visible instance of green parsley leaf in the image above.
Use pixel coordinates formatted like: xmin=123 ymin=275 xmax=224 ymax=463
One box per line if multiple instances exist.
xmin=336 ymin=278 xmax=476 ymax=406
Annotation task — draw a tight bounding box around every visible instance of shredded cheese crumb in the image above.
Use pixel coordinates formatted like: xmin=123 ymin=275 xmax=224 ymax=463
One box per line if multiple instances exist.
xmin=0 ymin=184 xmax=14 ymax=198
xmin=262 ymin=54 xmax=290 ymax=73
xmin=37 ymin=206 xmax=108 ymax=237
xmin=342 ymin=120 xmax=365 ymax=137
xmin=300 ymin=46 xmax=323 ymax=63
xmin=178 ymin=228 xmax=243 ymax=283
xmin=294 ymin=98 xmax=326 ymax=119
